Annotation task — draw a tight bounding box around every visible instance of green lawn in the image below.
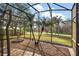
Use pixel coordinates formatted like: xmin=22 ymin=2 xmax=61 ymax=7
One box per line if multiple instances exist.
xmin=2 ymin=32 xmax=72 ymax=47
xmin=20 ymin=32 xmax=72 ymax=46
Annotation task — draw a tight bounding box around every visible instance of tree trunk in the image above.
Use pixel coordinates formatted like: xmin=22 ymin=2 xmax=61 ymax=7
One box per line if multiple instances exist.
xmin=6 ymin=10 xmax=12 ymax=56
xmin=24 ymin=21 xmax=26 ymax=39
xmin=0 ymin=11 xmax=6 ymax=56
xmin=0 ymin=28 xmax=4 ymax=56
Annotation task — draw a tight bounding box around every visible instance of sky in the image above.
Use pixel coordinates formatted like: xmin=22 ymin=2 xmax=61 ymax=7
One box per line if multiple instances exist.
xmin=30 ymin=3 xmax=74 ymax=21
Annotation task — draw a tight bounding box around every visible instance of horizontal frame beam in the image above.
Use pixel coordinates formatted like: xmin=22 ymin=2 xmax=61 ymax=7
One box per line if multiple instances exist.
xmin=35 ymin=9 xmax=71 ymax=14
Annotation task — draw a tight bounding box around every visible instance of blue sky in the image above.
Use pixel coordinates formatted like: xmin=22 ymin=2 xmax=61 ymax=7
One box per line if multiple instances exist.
xmin=30 ymin=3 xmax=74 ymax=21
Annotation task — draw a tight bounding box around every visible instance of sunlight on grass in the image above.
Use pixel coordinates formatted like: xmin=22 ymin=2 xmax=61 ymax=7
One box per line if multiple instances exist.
xmin=2 ymin=32 xmax=72 ymax=47
xmin=20 ymin=33 xmax=72 ymax=46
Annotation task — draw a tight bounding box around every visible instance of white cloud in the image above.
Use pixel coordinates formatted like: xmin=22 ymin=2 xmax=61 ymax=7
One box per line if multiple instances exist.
xmin=51 ymin=8 xmax=54 ymax=9
xmin=29 ymin=5 xmax=44 ymax=14
xmin=29 ymin=4 xmax=65 ymax=20
xmin=42 ymin=12 xmax=50 ymax=17
xmin=42 ymin=12 xmax=65 ymax=20
xmin=34 ymin=5 xmax=44 ymax=11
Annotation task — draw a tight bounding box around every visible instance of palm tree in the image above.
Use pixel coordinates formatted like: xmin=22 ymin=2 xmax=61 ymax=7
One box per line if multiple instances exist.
xmin=55 ymin=16 xmax=62 ymax=35
xmin=44 ymin=16 xmax=62 ymax=35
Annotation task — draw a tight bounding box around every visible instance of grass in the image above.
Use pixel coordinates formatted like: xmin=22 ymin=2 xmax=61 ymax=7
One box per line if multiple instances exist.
xmin=20 ymin=32 xmax=72 ymax=46
xmin=1 ymin=32 xmax=72 ymax=47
